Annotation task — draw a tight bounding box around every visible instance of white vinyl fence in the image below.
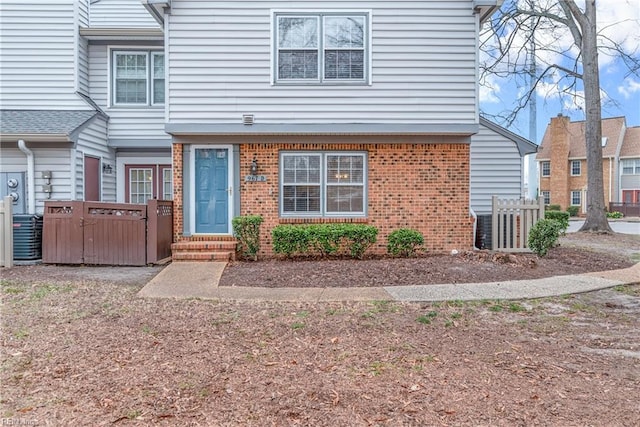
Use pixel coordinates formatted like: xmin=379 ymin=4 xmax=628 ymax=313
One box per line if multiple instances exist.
xmin=0 ymin=196 xmax=14 ymax=267
xmin=492 ymin=196 xmax=545 ymax=252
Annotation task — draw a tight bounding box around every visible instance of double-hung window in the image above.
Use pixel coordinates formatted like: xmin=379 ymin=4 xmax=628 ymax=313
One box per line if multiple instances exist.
xmin=281 ymin=152 xmax=366 ymax=216
xmin=275 ymin=12 xmax=368 ymax=84
xmin=541 ymin=191 xmax=550 ymax=205
xmin=541 ymin=161 xmax=550 ymax=177
xmin=571 ymin=190 xmax=581 ymax=206
xmin=570 ymin=160 xmax=581 ymax=176
xmin=113 ymin=50 xmax=164 ymax=106
xmin=621 ymin=159 xmax=640 ymax=175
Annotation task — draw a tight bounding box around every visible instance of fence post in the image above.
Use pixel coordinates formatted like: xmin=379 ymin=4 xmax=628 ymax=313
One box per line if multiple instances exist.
xmin=1 ymin=196 xmax=14 ymax=268
xmin=491 ymin=195 xmax=498 ymax=251
xmin=538 ymin=197 xmax=545 ymax=220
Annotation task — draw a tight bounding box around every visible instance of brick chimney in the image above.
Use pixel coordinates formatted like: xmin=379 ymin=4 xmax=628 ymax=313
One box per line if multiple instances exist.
xmin=549 ymin=114 xmax=570 ymax=210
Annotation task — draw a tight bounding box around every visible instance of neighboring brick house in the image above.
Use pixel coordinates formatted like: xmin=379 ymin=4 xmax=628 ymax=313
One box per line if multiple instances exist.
xmin=536 ymin=114 xmax=640 ymax=213
xmin=139 ymin=0 xmax=504 ymax=259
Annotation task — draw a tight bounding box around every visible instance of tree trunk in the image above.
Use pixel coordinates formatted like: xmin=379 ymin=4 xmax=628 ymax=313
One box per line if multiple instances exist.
xmin=578 ymin=0 xmax=612 ymax=233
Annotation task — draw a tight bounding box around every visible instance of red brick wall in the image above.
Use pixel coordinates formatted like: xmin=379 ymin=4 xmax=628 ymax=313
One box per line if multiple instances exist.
xmin=172 ymin=143 xmax=183 ymax=242
xmin=238 ymin=141 xmax=473 ymax=256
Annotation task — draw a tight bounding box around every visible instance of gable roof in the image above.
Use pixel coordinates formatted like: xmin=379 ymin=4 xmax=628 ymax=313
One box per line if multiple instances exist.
xmin=537 ymin=116 xmax=626 ymax=160
xmin=0 ymin=110 xmax=100 ymax=143
xmin=620 ymin=126 xmax=640 ymax=158
xmin=479 ymin=116 xmax=537 ymax=156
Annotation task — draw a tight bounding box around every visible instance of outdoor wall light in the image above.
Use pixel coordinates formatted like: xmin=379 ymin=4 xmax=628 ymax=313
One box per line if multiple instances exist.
xmin=103 ymin=163 xmax=113 ymax=174
xmin=250 ymin=157 xmax=258 ymax=175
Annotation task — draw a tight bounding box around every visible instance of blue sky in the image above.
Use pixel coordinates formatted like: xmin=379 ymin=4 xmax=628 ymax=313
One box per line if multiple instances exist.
xmin=479 ymin=0 xmax=640 ymax=145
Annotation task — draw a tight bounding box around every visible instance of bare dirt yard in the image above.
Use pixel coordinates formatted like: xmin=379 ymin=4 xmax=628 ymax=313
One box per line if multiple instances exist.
xmin=1 ymin=232 xmax=639 ymax=426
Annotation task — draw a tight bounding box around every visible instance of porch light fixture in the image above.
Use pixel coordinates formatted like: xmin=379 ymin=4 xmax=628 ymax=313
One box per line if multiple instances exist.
xmin=250 ymin=157 xmax=258 ymax=175
xmin=103 ymin=163 xmax=113 ymax=174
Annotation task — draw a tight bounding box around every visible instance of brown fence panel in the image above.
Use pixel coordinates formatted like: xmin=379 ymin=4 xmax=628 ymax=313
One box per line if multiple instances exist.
xmin=147 ymin=200 xmax=173 ymax=264
xmin=43 ymin=201 xmax=84 ymax=264
xmin=609 ymin=202 xmax=640 ymax=217
xmin=82 ymin=202 xmax=147 ymax=266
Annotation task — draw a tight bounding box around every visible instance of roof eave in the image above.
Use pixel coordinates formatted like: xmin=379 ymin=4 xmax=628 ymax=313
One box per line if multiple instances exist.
xmin=79 ymin=27 xmax=164 ymax=41
xmin=0 ymin=134 xmax=72 ymax=143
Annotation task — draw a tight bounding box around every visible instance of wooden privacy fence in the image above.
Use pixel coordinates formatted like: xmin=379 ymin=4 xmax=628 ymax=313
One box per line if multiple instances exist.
xmin=0 ymin=196 xmax=13 ymax=268
xmin=609 ymin=202 xmax=640 ymax=217
xmin=492 ymin=196 xmax=545 ymax=252
xmin=43 ymin=200 xmax=173 ymax=266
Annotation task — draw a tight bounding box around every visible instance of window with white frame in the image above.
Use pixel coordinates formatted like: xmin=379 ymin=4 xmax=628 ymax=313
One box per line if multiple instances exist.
xmin=541 ymin=161 xmax=550 ymax=177
xmin=541 ymin=191 xmax=550 ymax=205
xmin=275 ymin=13 xmax=368 ymax=84
xmin=571 ymin=190 xmax=581 ymax=206
xmin=621 ymin=159 xmax=640 ymax=175
xmin=280 ymin=152 xmax=366 ymax=216
xmin=113 ymin=50 xmax=164 ymax=106
xmin=125 ymin=164 xmax=172 ymax=203
xmin=571 ymin=160 xmax=581 ymax=176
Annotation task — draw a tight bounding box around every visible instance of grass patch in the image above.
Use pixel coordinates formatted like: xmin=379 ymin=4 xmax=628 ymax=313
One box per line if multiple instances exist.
xmin=291 ymin=322 xmax=305 ymax=330
xmin=417 ymin=311 xmax=438 ymax=325
xmin=508 ymin=302 xmax=527 ymax=312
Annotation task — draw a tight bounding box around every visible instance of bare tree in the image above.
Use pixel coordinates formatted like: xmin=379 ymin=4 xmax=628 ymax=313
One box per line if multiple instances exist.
xmin=481 ymin=0 xmax=640 ymax=232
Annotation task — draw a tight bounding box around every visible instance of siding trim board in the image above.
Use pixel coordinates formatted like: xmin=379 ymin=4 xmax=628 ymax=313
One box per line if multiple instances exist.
xmin=165 ymin=123 xmax=479 ymax=136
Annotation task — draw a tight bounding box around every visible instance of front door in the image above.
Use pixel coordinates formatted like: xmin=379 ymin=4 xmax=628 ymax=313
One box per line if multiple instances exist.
xmin=195 ymin=148 xmax=230 ymax=233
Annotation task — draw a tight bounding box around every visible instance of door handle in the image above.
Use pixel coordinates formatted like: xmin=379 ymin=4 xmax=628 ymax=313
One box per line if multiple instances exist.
xmin=228 ymin=187 xmax=232 ymax=196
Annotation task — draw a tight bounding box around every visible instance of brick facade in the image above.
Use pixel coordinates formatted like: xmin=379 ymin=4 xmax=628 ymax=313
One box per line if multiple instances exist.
xmin=173 ymin=136 xmax=474 ymax=257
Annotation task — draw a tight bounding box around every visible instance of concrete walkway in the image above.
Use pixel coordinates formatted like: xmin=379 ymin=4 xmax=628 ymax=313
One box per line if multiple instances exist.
xmin=137 ymin=261 xmax=640 ymax=303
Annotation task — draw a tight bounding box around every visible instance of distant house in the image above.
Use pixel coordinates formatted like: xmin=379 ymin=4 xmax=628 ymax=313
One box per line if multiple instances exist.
xmin=536 ymin=114 xmax=640 ymax=213
xmin=470 ymin=117 xmax=537 ymax=215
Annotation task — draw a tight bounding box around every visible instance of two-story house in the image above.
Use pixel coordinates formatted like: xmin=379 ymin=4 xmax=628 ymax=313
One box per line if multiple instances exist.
xmin=0 ymin=0 xmax=171 ymax=214
xmin=536 ymin=114 xmax=640 ymax=213
xmin=138 ymin=0 xmax=503 ymax=259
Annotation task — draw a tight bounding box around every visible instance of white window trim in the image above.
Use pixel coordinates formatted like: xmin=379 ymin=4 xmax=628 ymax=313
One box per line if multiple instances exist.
xmin=570 ymin=190 xmax=581 ymax=206
xmin=541 ymin=161 xmax=551 ymax=177
xmin=271 ymin=9 xmax=372 ymax=86
xmin=570 ymin=160 xmax=581 ymax=176
xmin=110 ymin=48 xmax=165 ymax=108
xmin=280 ymin=151 xmax=368 ymax=217
xmin=115 ymin=156 xmax=171 ymax=202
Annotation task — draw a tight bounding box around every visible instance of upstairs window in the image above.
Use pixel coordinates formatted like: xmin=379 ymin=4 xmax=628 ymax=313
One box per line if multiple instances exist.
xmin=541 ymin=161 xmax=551 ymax=177
xmin=571 ymin=160 xmax=581 ymax=176
xmin=113 ymin=51 xmax=164 ymax=106
xmin=275 ymin=13 xmax=368 ymax=84
xmin=621 ymin=159 xmax=640 ymax=175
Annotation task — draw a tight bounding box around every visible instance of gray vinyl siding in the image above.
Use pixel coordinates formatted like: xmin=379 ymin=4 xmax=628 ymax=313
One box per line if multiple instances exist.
xmin=620 ymin=172 xmax=640 ymax=190
xmin=470 ymin=125 xmax=524 ymax=215
xmin=0 ymin=0 xmax=88 ymax=110
xmin=78 ymin=1 xmax=90 ymax=94
xmin=167 ymin=0 xmax=478 ymax=125
xmin=33 ymin=149 xmax=73 ymax=214
xmin=88 ymin=44 xmax=169 ymax=141
xmin=89 ymin=0 xmax=160 ymax=27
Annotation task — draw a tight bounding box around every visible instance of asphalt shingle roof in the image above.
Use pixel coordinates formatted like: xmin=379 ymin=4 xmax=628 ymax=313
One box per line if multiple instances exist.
xmin=536 ymin=116 xmax=626 ymax=160
xmin=0 ymin=110 xmax=98 ymax=138
xmin=620 ymin=126 xmax=640 ymax=158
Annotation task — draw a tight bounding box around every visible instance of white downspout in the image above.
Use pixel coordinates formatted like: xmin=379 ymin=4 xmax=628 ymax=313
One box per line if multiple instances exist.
xmin=608 ymin=156 xmax=613 ymax=205
xmin=18 ymin=139 xmax=36 ymax=214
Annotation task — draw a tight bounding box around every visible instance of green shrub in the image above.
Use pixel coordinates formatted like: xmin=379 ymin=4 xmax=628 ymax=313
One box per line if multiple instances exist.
xmin=607 ymin=211 xmax=624 ymax=219
xmin=232 ymin=215 xmax=264 ymax=260
xmin=387 ymin=228 xmax=424 ymax=257
xmin=546 ymin=204 xmax=561 ymax=211
xmin=271 ymin=224 xmax=378 ymax=259
xmin=528 ymin=219 xmax=563 ymax=257
xmin=544 ymin=211 xmax=569 ymax=232
xmin=566 ymin=206 xmax=579 ymax=217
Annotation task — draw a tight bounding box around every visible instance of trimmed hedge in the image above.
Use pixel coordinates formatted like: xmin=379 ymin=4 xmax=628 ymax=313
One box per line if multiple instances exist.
xmin=387 ymin=228 xmax=424 ymax=257
xmin=544 ymin=211 xmax=569 ymax=232
xmin=272 ymin=224 xmax=378 ymax=259
xmin=566 ymin=206 xmax=579 ymax=217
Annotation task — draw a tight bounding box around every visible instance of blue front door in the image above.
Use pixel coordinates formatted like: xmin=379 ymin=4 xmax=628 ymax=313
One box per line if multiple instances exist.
xmin=195 ymin=148 xmax=229 ymax=233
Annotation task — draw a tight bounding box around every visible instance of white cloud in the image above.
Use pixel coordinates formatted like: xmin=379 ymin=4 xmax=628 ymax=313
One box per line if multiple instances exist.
xmin=479 ymin=74 xmax=501 ymax=103
xmin=618 ymin=78 xmax=640 ymax=99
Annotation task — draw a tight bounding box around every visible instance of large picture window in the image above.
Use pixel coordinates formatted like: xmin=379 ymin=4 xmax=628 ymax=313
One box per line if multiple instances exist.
xmin=280 ymin=152 xmax=366 ymax=216
xmin=275 ymin=13 xmax=368 ymax=84
xmin=113 ymin=50 xmax=164 ymax=106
